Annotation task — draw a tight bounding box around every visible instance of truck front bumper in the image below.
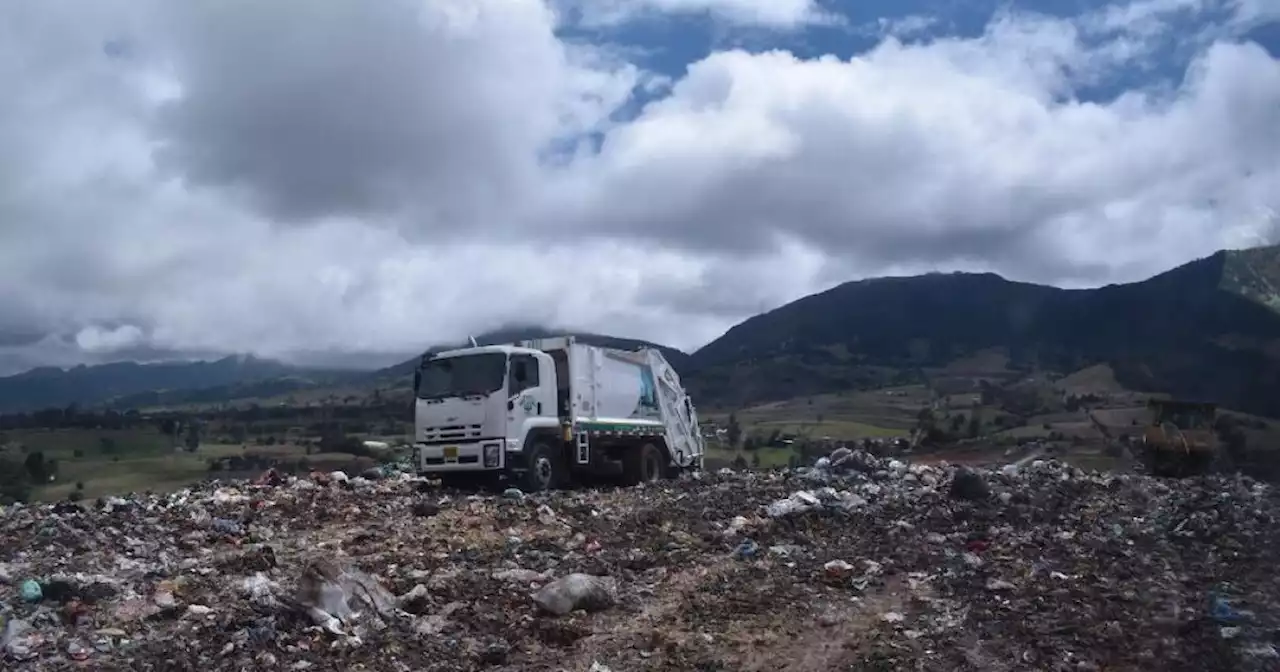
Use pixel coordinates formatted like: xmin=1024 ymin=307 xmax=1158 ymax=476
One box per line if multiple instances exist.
xmin=414 ymin=440 xmax=505 ymax=472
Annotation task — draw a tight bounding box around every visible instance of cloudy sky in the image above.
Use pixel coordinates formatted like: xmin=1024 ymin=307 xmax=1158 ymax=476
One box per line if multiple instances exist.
xmin=1 ymin=0 xmax=1277 ymax=373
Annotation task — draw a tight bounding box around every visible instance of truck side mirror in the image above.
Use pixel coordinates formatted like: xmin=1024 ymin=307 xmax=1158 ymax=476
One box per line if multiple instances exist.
xmin=413 ymin=370 xmax=421 ymax=392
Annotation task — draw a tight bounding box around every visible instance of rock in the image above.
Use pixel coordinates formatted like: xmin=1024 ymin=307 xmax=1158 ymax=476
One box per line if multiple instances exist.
xmin=413 ymin=501 xmax=440 ymax=517
xmin=153 ymin=590 xmax=177 ymax=609
xmin=823 ymin=560 xmax=855 ymax=579
xmin=397 ymin=584 xmax=430 ymax=614
xmin=532 ymin=574 xmax=618 ymax=616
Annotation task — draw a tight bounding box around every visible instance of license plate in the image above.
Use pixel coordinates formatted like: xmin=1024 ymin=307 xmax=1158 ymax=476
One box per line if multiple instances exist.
xmin=443 ymin=446 xmax=458 ymax=460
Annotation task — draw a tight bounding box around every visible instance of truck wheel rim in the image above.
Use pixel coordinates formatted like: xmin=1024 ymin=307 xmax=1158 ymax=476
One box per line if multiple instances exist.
xmin=643 ymin=452 xmax=659 ymax=481
xmin=534 ymin=456 xmax=553 ymax=487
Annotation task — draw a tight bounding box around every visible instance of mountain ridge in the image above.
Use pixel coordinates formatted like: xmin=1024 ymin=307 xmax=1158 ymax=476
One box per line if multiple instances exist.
xmin=0 ymin=326 xmax=690 ymax=412
xmin=4 ymin=246 xmax=1280 ymax=415
xmin=685 ymin=247 xmax=1280 ymax=415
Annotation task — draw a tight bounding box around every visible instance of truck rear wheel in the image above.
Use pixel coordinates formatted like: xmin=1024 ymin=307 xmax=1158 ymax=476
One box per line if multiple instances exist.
xmin=520 ymin=439 xmax=563 ymax=492
xmin=623 ymin=442 xmax=665 ymax=485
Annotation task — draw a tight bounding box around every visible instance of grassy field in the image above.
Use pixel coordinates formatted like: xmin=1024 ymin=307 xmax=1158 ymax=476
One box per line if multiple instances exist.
xmin=0 ymin=425 xmax=404 ymax=502
xmin=703 ymin=388 xmax=924 ymax=443
xmin=18 ymin=437 xmax=308 ymax=501
xmin=704 ymin=444 xmax=799 ymax=470
xmin=4 ymin=428 xmax=172 ymax=460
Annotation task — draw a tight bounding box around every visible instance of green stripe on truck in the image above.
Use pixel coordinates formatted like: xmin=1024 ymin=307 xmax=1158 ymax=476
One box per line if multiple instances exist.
xmin=579 ymin=421 xmax=664 ymax=435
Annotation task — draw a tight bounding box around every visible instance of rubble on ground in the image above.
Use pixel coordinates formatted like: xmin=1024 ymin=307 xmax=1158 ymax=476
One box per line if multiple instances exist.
xmin=2 ymin=452 xmax=1279 ymax=671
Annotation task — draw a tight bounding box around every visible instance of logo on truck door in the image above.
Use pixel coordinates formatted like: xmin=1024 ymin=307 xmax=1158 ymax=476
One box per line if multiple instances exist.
xmin=520 ymin=395 xmax=536 ymax=413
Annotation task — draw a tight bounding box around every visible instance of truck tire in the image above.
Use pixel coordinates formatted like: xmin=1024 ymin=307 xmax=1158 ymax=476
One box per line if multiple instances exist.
xmin=520 ymin=439 xmax=563 ymax=492
xmin=623 ymin=442 xmax=665 ymax=485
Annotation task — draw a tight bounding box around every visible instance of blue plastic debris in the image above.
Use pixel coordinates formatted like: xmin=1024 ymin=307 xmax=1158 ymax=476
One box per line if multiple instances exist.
xmin=19 ymin=580 xmax=42 ymax=603
xmin=1209 ymin=593 xmax=1243 ymax=624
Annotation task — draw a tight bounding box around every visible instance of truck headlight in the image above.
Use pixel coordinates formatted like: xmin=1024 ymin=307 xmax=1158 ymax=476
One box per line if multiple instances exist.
xmin=483 ymin=443 xmax=500 ymax=468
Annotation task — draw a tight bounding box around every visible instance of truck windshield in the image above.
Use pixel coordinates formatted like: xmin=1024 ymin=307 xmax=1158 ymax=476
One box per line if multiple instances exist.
xmin=416 ymin=353 xmax=506 ymax=400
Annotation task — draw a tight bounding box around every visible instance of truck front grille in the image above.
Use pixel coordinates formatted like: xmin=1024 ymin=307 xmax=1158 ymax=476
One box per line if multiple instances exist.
xmin=422 ymin=424 xmax=483 ymax=443
xmin=423 ymin=455 xmax=480 ymax=465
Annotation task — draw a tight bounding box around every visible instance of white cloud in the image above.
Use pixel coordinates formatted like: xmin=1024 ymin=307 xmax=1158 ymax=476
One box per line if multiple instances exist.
xmin=0 ymin=0 xmax=1276 ymax=373
xmin=1087 ymin=0 xmax=1214 ymax=35
xmin=75 ymin=325 xmax=146 ymax=353
xmin=1233 ymin=0 xmax=1280 ymax=24
xmin=874 ymin=15 xmax=939 ymax=39
xmin=557 ymin=0 xmax=833 ymax=29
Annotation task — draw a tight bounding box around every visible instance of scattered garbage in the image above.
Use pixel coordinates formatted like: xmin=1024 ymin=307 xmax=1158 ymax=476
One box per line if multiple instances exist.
xmin=0 ymin=452 xmax=1275 ymax=670
xmin=732 ymin=538 xmax=759 ymax=560
xmin=294 ymin=559 xmax=401 ymax=635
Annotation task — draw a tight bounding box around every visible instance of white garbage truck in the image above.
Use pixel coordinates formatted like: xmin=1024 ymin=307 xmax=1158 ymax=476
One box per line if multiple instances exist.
xmin=411 ymin=336 xmax=705 ymax=491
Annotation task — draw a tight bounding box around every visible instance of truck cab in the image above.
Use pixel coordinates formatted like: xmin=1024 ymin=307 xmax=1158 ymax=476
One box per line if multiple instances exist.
xmin=411 ymin=337 xmax=704 ymax=491
xmin=412 ymin=345 xmax=558 ymax=480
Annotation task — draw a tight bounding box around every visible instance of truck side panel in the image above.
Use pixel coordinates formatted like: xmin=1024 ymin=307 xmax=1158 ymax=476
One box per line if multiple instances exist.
xmin=566 ymin=344 xmax=665 ymax=422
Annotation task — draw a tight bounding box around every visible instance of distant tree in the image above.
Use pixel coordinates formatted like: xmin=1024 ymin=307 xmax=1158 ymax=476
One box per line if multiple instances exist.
xmin=726 ymin=413 xmax=742 ymax=450
xmin=950 ymin=415 xmax=965 ymax=432
xmin=183 ymin=420 xmax=201 ymax=452
xmin=751 ymin=451 xmax=761 ymax=469
xmin=967 ymin=415 xmax=981 ymax=439
xmin=0 ymin=457 xmax=31 ymax=504
xmin=23 ymin=451 xmax=47 ymax=482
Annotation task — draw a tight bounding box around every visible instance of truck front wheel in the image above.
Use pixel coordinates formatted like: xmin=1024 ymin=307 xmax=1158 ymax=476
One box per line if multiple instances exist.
xmin=520 ymin=440 xmax=562 ymax=492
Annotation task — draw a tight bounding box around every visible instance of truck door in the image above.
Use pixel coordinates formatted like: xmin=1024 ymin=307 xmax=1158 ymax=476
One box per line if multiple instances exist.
xmin=508 ymin=354 xmax=555 ymax=431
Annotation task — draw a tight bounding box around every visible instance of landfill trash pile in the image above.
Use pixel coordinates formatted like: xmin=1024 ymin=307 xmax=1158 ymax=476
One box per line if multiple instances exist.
xmin=2 ymin=453 xmax=1279 ymax=671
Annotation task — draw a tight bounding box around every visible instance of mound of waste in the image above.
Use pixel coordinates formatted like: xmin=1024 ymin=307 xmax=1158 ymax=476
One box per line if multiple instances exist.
xmin=2 ymin=453 xmax=1279 ymax=671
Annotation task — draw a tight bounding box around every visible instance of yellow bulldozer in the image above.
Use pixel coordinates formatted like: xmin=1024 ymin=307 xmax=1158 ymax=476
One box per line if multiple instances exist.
xmin=1139 ymin=399 xmax=1219 ymax=477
